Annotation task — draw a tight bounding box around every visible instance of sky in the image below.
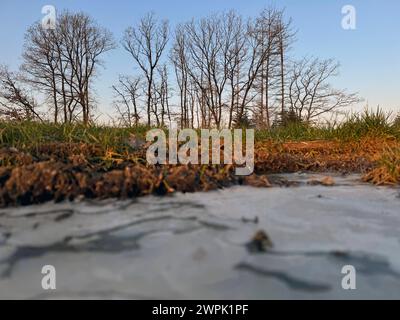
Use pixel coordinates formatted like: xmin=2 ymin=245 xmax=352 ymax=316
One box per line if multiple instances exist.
xmin=0 ymin=0 xmax=399 ymax=120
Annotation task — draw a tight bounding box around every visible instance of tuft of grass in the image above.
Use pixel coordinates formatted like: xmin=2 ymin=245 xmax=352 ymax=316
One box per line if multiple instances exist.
xmin=363 ymin=145 xmax=400 ymax=185
xmin=334 ymin=108 xmax=397 ymax=140
xmin=256 ymin=108 xmax=399 ymax=142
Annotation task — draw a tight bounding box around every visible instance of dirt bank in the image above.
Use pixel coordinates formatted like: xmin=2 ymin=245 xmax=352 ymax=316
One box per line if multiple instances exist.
xmin=0 ymin=137 xmax=398 ymax=206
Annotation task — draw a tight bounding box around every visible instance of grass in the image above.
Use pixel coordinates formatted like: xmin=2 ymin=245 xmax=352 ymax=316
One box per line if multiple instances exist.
xmin=334 ymin=108 xmax=398 ymax=140
xmin=0 ymin=121 xmax=150 ymax=153
xmin=0 ymin=109 xmax=399 ymax=151
xmin=363 ymin=145 xmax=400 ymax=185
xmin=255 ymin=108 xmax=400 ymax=142
xmin=0 ymin=108 xmax=399 ymax=207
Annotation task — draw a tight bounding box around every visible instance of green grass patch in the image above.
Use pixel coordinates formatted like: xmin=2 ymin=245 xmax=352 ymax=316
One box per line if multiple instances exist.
xmin=0 ymin=121 xmax=149 ymax=152
xmin=0 ymin=108 xmax=399 ymax=150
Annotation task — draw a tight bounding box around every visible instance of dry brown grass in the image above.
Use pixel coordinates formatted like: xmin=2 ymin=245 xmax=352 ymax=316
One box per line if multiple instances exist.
xmin=0 ymin=136 xmax=399 ymax=206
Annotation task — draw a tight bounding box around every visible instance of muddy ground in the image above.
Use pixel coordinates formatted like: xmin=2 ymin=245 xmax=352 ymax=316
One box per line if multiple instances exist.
xmin=0 ymin=137 xmax=398 ymax=206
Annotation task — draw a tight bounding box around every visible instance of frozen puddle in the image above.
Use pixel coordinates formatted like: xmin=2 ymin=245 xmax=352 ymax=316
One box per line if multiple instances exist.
xmin=0 ymin=173 xmax=399 ymax=299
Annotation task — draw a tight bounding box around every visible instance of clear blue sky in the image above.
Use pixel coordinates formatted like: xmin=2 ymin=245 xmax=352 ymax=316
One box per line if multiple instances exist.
xmin=0 ymin=0 xmax=399 ymax=119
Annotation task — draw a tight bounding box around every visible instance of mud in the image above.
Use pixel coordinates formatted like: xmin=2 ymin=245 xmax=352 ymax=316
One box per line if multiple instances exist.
xmin=0 ymin=137 xmax=398 ymax=207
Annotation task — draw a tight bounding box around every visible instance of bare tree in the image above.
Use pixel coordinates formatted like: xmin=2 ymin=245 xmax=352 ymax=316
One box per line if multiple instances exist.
xmin=155 ymin=64 xmax=171 ymax=126
xmin=0 ymin=65 xmax=42 ymax=121
xmin=57 ymin=12 xmax=115 ymax=124
xmin=286 ymin=57 xmax=360 ymax=122
xmin=181 ymin=11 xmax=252 ymax=128
xmin=112 ymin=75 xmax=142 ymax=127
xmin=275 ymin=10 xmax=296 ymax=119
xmin=21 ymin=26 xmax=60 ymax=122
xmin=122 ymin=13 xmax=169 ymax=126
xmin=229 ymin=13 xmax=284 ymax=128
xmin=169 ymin=9 xmax=296 ymax=129
xmin=183 ymin=14 xmax=226 ymax=128
xmin=232 ymin=17 xmax=272 ymax=127
xmin=9 ymin=7 xmax=361 ymax=129
xmin=171 ymin=24 xmax=190 ymax=128
xmin=224 ymin=12 xmax=246 ymax=129
xmin=21 ymin=11 xmax=115 ymax=125
xmin=253 ymin=7 xmax=282 ymax=128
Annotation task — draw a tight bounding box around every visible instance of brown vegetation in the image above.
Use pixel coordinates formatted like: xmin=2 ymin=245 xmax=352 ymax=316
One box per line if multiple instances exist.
xmin=0 ymin=136 xmax=398 ymax=207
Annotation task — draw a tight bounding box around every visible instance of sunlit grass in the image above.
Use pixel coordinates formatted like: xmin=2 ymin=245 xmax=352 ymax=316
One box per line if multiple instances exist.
xmin=256 ymin=109 xmax=399 ymax=142
xmin=0 ymin=108 xmax=399 ymax=151
xmin=0 ymin=121 xmax=150 ymax=152
xmin=363 ymin=145 xmax=400 ymax=185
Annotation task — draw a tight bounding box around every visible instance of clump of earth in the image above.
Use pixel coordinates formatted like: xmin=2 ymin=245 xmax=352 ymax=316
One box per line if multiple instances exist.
xmin=1 ymin=137 xmax=397 ymax=207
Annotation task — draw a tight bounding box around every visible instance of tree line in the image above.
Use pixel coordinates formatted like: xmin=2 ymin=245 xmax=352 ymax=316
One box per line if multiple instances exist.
xmin=0 ymin=7 xmax=360 ymax=128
